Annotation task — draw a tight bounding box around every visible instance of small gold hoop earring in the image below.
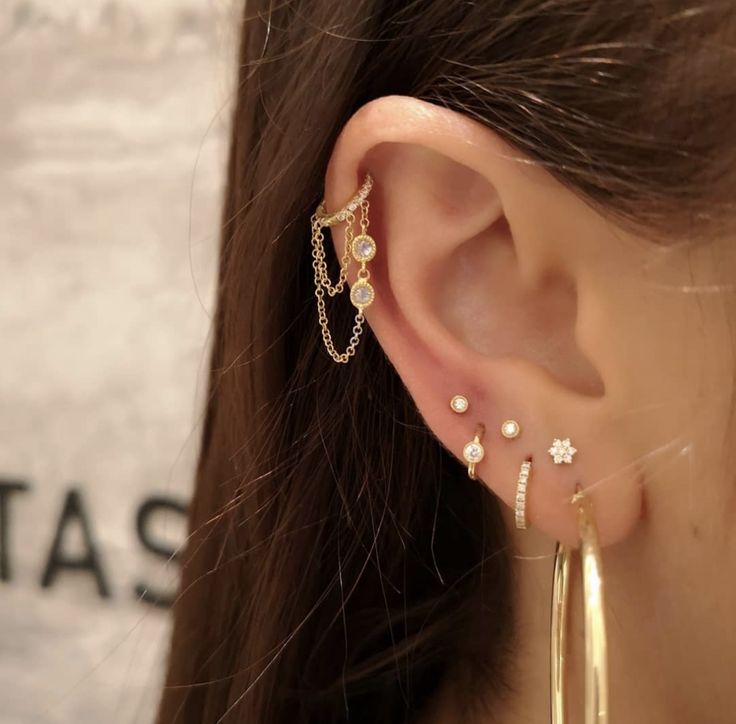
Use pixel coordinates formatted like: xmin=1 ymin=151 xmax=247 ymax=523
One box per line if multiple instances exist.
xmin=462 ymin=424 xmax=486 ymax=479
xmin=551 ymin=489 xmax=609 ymax=724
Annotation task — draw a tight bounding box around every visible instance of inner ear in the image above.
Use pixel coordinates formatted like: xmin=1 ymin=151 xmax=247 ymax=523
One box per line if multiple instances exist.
xmin=429 ymin=216 xmax=605 ymax=398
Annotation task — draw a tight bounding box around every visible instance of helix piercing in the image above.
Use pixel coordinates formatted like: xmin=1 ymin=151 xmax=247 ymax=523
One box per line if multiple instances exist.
xmin=311 ymin=172 xmax=376 ymax=364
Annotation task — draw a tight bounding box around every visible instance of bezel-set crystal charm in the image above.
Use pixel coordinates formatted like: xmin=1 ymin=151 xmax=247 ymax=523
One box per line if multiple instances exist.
xmin=463 ymin=440 xmax=485 ymax=464
xmin=350 ymin=279 xmax=375 ymax=310
xmin=351 ymin=234 xmax=377 ymax=262
xmin=450 ymin=395 xmax=469 ymax=414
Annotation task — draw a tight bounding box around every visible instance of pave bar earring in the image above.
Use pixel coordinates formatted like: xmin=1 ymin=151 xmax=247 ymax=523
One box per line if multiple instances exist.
xmin=311 ymin=173 xmax=376 ymax=364
xmin=551 ymin=487 xmax=609 ymax=724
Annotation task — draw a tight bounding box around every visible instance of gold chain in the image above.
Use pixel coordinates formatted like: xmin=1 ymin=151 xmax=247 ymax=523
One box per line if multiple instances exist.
xmin=311 ymin=174 xmax=375 ymax=364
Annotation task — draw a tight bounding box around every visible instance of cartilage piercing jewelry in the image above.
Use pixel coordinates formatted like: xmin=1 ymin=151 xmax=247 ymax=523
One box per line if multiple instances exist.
xmin=311 ymin=173 xmax=376 ymax=364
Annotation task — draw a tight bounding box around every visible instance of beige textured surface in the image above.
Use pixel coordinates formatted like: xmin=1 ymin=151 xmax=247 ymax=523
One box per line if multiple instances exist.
xmin=0 ymin=2 xmax=233 ymax=721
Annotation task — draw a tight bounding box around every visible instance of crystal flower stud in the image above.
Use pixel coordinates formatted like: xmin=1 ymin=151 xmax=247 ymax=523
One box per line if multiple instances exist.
xmin=548 ymin=438 xmax=577 ymax=465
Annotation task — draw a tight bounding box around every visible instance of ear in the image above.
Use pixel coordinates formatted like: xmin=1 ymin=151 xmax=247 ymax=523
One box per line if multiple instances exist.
xmin=321 ymin=95 xmax=645 ymax=547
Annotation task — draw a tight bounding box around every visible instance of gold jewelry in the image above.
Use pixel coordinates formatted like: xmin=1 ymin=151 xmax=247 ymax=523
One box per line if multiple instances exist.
xmin=514 ymin=459 xmax=531 ymax=529
xmin=450 ymin=395 xmax=469 ymax=414
xmin=311 ymin=173 xmax=376 ymax=363
xmin=549 ymin=437 xmax=577 ymax=464
xmin=462 ymin=424 xmax=486 ymax=479
xmin=501 ymin=419 xmax=521 ymax=439
xmin=551 ymin=489 xmax=609 ymax=724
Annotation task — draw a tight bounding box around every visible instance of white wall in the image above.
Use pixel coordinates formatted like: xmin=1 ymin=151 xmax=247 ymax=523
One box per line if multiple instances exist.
xmin=0 ymin=2 xmax=233 ymax=721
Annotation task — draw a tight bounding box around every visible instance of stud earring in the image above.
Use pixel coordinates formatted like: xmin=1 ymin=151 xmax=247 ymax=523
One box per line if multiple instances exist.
xmin=501 ymin=419 xmax=521 ymax=439
xmin=462 ymin=424 xmax=486 ymax=480
xmin=548 ymin=437 xmax=577 ymax=464
xmin=450 ymin=394 xmax=469 ymax=414
xmin=311 ymin=173 xmax=376 ymax=364
xmin=514 ymin=459 xmax=532 ymax=529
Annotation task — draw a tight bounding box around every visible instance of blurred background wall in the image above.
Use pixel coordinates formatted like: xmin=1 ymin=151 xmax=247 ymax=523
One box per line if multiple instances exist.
xmin=0 ymin=1 xmax=234 ymax=721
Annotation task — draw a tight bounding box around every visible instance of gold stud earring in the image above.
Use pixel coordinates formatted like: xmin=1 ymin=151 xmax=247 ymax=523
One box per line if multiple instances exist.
xmin=514 ymin=459 xmax=532 ymax=529
xmin=548 ymin=437 xmax=577 ymax=464
xmin=501 ymin=419 xmax=521 ymax=439
xmin=462 ymin=424 xmax=486 ymax=480
xmin=311 ymin=173 xmax=376 ymax=364
xmin=450 ymin=394 xmax=469 ymax=414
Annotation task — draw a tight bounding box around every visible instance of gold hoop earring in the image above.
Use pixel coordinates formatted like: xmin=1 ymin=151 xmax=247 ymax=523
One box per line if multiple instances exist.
xmin=551 ymin=489 xmax=609 ymax=724
xmin=462 ymin=424 xmax=486 ymax=479
xmin=311 ymin=173 xmax=376 ymax=364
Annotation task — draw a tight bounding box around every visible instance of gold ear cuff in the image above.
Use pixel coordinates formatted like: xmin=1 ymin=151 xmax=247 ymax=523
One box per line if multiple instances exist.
xmin=311 ymin=173 xmax=376 ymax=364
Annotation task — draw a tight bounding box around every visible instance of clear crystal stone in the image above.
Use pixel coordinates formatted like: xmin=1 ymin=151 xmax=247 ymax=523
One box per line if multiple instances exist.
xmin=463 ymin=442 xmax=484 ymax=464
xmin=357 ymin=240 xmax=372 ymax=258
xmin=501 ymin=420 xmax=520 ymax=438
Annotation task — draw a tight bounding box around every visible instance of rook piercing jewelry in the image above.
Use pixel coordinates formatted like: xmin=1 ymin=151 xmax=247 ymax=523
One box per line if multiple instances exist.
xmin=551 ymin=488 xmax=609 ymax=724
xmin=514 ymin=459 xmax=532 ymax=529
xmin=311 ymin=173 xmax=376 ymax=363
xmin=548 ymin=437 xmax=577 ymax=464
xmin=501 ymin=419 xmax=521 ymax=439
xmin=462 ymin=424 xmax=486 ymax=480
xmin=450 ymin=395 xmax=469 ymax=414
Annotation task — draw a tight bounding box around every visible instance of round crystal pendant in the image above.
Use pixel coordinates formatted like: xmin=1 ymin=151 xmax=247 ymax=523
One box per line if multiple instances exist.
xmin=350 ymin=280 xmax=375 ymax=310
xmin=463 ymin=441 xmax=485 ymax=464
xmin=351 ymin=234 xmax=376 ymax=262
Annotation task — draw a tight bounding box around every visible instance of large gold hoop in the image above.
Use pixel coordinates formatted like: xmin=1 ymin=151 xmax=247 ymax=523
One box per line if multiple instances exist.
xmin=551 ymin=491 xmax=609 ymax=724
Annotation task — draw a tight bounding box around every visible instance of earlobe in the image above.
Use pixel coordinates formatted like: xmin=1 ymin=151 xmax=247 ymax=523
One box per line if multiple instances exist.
xmin=321 ymin=95 xmax=644 ymax=548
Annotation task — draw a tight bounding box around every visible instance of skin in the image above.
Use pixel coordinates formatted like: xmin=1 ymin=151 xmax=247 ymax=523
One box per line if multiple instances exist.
xmin=322 ymin=96 xmax=736 ymax=723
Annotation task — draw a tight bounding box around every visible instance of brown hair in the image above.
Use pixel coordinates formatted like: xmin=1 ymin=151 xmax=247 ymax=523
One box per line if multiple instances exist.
xmin=157 ymin=2 xmax=736 ymax=722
